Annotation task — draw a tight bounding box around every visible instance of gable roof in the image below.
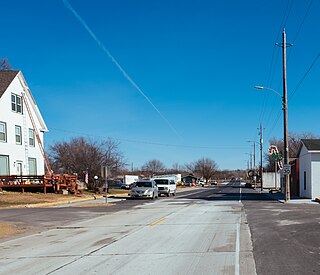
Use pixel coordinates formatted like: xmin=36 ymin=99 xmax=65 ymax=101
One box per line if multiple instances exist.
xmin=0 ymin=70 xmax=19 ymax=98
xmin=0 ymin=70 xmax=48 ymax=132
xmin=301 ymin=139 xmax=320 ymax=151
xmin=298 ymin=139 xmax=320 ymax=157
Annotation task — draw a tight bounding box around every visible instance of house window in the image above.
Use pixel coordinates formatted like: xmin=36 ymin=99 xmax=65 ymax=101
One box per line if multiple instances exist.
xmin=29 ymin=129 xmax=35 ymax=147
xmin=304 ymin=171 xmax=306 ymax=190
xmin=0 ymin=155 xmax=10 ymax=175
xmin=15 ymin=125 xmax=22 ymax=145
xmin=11 ymin=94 xmax=23 ymax=114
xmin=28 ymin=158 xmax=37 ymax=175
xmin=0 ymin=122 xmax=7 ymax=142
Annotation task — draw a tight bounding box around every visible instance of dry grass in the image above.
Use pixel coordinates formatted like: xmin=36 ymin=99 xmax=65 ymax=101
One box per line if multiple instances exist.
xmin=0 ymin=192 xmax=101 ymax=208
xmin=0 ymin=190 xmax=130 ymax=239
xmin=0 ymin=222 xmax=27 ymax=239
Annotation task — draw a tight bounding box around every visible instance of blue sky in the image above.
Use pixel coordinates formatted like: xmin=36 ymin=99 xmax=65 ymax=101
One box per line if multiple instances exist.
xmin=2 ymin=0 xmax=320 ymax=170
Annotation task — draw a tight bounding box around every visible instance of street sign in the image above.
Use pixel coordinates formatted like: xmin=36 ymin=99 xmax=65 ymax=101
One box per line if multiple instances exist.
xmin=283 ymin=164 xmax=291 ymax=175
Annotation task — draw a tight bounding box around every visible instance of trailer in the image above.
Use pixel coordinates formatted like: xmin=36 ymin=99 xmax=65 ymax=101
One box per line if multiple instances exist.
xmin=124 ymin=175 xmax=139 ymax=186
xmin=0 ymin=174 xmax=79 ymax=194
xmin=152 ymin=174 xmax=181 ymax=183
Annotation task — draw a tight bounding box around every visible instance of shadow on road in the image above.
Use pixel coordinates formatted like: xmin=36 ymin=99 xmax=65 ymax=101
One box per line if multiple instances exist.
xmin=177 ymin=183 xmax=283 ymax=202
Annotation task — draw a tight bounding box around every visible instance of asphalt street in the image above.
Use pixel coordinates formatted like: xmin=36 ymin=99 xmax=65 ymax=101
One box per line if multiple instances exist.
xmin=0 ymin=183 xmax=319 ymax=274
xmin=244 ymin=193 xmax=320 ymax=275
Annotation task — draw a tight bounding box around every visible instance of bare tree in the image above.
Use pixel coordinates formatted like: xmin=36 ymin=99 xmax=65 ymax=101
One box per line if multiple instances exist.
xmin=49 ymin=137 xmax=126 ymax=190
xmin=100 ymin=138 xmax=127 ymax=173
xmin=186 ymin=158 xmax=218 ymax=183
xmin=0 ymin=58 xmax=12 ymax=70
xmin=141 ymin=159 xmax=166 ymax=177
xmin=166 ymin=163 xmax=185 ymax=174
xmin=264 ymin=132 xmax=318 ymax=171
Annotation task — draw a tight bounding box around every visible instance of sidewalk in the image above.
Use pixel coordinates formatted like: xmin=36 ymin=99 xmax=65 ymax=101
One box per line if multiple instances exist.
xmin=261 ymin=189 xmax=318 ymax=204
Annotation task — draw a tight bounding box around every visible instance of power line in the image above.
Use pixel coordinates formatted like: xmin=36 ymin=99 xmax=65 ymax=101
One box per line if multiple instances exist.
xmin=292 ymin=0 xmax=314 ymax=44
xmin=261 ymin=0 xmax=316 ymax=140
xmin=266 ymin=52 xmax=320 ymax=140
xmin=289 ymin=52 xmax=320 ymax=100
xmin=287 ymin=0 xmax=314 ymax=61
xmin=258 ymin=0 xmax=294 ymax=125
xmin=49 ymin=127 xmax=249 ymax=150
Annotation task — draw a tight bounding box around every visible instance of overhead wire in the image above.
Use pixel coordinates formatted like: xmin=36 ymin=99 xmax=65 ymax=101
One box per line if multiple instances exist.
xmin=288 ymin=53 xmax=320 ymax=101
xmin=264 ymin=0 xmax=317 ymax=140
xmin=258 ymin=0 xmax=294 ymax=126
xmin=266 ymin=53 xmax=320 ymax=140
xmin=287 ymin=0 xmax=314 ymax=61
xmin=49 ymin=127 xmax=249 ymax=150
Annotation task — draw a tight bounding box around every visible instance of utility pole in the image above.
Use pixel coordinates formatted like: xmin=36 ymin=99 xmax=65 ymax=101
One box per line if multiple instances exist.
xmin=248 ymin=141 xmax=257 ymax=187
xmin=247 ymin=141 xmax=257 ymax=169
xmin=259 ymin=123 xmax=263 ymax=191
xmin=277 ymin=29 xmax=292 ymax=202
xmin=253 ymin=142 xmax=256 ymax=170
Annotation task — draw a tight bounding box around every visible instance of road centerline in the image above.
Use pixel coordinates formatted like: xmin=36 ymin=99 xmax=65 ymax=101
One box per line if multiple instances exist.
xmin=149 ymin=217 xmax=166 ymax=227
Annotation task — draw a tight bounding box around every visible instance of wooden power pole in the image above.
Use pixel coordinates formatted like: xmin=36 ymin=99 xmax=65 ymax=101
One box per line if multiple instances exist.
xmin=259 ymin=123 xmax=263 ymax=191
xmin=277 ymin=29 xmax=292 ymax=202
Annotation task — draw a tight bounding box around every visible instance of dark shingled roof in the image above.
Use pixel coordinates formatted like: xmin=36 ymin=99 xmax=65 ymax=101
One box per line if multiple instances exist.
xmin=0 ymin=70 xmax=19 ymax=98
xmin=301 ymin=139 xmax=320 ymax=151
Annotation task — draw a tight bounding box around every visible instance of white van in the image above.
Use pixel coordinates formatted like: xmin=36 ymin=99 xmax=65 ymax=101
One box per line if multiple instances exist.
xmin=153 ymin=178 xmax=176 ymax=197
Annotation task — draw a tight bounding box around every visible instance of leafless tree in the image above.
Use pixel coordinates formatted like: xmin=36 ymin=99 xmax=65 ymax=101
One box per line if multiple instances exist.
xmin=186 ymin=158 xmax=218 ymax=183
xmin=0 ymin=58 xmax=12 ymax=70
xmin=264 ymin=132 xmax=318 ymax=171
xmin=141 ymin=159 xmax=166 ymax=177
xmin=49 ymin=137 xmax=126 ymax=190
xmin=166 ymin=163 xmax=185 ymax=174
xmin=100 ymin=138 xmax=127 ymax=172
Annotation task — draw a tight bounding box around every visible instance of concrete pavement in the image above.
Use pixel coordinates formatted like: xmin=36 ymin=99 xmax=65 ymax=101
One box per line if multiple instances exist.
xmin=0 ymin=184 xmax=256 ymax=275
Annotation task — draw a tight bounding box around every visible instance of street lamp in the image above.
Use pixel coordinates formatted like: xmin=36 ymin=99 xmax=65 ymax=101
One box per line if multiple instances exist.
xmin=94 ymin=175 xmax=99 ymax=190
xmin=254 ymin=86 xmax=284 ymax=97
xmin=254 ymin=85 xmax=290 ymax=201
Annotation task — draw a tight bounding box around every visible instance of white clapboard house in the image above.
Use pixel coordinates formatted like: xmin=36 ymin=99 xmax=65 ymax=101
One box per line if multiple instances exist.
xmin=0 ymin=70 xmax=48 ymax=175
xmin=298 ymin=139 xmax=320 ymax=200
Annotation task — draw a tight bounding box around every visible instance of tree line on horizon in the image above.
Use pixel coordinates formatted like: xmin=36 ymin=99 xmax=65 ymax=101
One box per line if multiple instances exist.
xmin=48 ymin=131 xmax=316 ymax=189
xmin=48 ymin=136 xmax=232 ymax=190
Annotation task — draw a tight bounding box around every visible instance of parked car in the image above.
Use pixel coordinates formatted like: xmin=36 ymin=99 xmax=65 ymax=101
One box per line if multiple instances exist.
xmin=210 ymin=180 xmax=217 ymax=185
xmin=130 ymin=180 xmax=158 ymax=199
xmin=108 ymin=182 xmax=130 ymax=190
xmin=153 ymin=179 xmax=176 ymax=197
xmin=198 ymin=181 xmax=205 ymax=187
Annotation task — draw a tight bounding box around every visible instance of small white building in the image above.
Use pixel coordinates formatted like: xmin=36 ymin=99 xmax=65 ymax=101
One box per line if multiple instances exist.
xmin=0 ymin=70 xmax=48 ymax=176
xmin=298 ymin=139 xmax=320 ymax=199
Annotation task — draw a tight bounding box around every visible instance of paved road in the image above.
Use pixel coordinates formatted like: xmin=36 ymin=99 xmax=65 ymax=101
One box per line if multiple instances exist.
xmin=243 ymin=193 xmax=320 ymax=275
xmin=0 ymin=183 xmax=256 ymax=275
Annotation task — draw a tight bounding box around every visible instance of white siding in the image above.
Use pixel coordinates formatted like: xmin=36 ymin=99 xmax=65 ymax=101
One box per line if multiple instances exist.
xmin=262 ymin=172 xmax=281 ymax=189
xmin=299 ymin=144 xmax=312 ymax=198
xmin=0 ymin=73 xmax=46 ymax=175
xmin=311 ymin=154 xmax=320 ymax=200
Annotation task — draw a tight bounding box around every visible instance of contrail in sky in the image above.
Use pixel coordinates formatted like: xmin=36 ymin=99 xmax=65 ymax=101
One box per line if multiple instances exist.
xmin=62 ymin=0 xmax=179 ymax=136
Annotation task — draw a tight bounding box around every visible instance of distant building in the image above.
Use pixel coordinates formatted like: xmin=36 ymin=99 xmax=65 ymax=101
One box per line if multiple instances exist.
xmin=298 ymin=139 xmax=320 ymax=199
xmin=0 ymin=70 xmax=48 ymax=175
